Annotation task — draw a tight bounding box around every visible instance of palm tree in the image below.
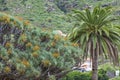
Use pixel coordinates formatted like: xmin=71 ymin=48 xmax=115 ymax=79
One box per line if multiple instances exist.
xmin=68 ymin=6 xmax=120 ymax=80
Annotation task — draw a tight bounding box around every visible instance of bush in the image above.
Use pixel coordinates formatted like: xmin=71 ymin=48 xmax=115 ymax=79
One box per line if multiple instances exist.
xmin=64 ymin=71 xmax=91 ymax=80
xmin=98 ymin=69 xmax=109 ymax=80
xmin=0 ymin=12 xmax=82 ymax=80
xmin=109 ymin=77 xmax=120 ymax=80
xmin=62 ymin=69 xmax=109 ymax=80
xmin=99 ymin=63 xmax=120 ymax=78
xmin=99 ymin=63 xmax=116 ymax=72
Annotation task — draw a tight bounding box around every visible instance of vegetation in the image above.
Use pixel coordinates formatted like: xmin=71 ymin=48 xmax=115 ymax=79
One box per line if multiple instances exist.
xmin=99 ymin=63 xmax=120 ymax=72
xmin=0 ymin=0 xmax=119 ymax=32
xmin=0 ymin=12 xmax=82 ymax=79
xmin=0 ymin=0 xmax=120 ymax=80
xmin=62 ymin=69 xmax=109 ymax=80
xmin=109 ymin=77 xmax=120 ymax=80
xmin=68 ymin=6 xmax=120 ymax=80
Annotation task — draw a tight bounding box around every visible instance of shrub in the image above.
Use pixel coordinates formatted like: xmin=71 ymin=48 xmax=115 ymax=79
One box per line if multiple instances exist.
xmin=109 ymin=77 xmax=120 ymax=80
xmin=0 ymin=12 xmax=82 ymax=80
xmin=64 ymin=71 xmax=91 ymax=80
xmin=98 ymin=69 xmax=109 ymax=80
xmin=99 ymin=63 xmax=117 ymax=72
xmin=62 ymin=69 xmax=109 ymax=80
xmin=99 ymin=63 xmax=120 ymax=78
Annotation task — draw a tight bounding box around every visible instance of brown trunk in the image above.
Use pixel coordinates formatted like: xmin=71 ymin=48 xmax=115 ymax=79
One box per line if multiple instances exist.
xmin=92 ymin=47 xmax=98 ymax=80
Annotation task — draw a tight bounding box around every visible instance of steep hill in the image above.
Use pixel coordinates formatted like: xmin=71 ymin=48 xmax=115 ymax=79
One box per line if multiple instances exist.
xmin=0 ymin=0 xmax=119 ymax=32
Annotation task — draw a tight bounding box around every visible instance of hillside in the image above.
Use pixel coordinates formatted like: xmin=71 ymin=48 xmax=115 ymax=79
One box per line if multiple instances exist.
xmin=0 ymin=0 xmax=120 ymax=32
xmin=0 ymin=0 xmax=120 ymax=80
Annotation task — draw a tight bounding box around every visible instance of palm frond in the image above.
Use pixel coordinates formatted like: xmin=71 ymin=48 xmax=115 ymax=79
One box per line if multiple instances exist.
xmin=68 ymin=6 xmax=120 ymax=65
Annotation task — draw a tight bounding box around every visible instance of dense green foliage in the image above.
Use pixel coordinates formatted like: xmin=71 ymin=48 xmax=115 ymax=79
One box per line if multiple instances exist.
xmin=62 ymin=69 xmax=109 ymax=80
xmin=99 ymin=63 xmax=119 ymax=72
xmin=109 ymin=77 xmax=120 ymax=80
xmin=0 ymin=0 xmax=119 ymax=32
xmin=4 ymin=0 xmax=72 ymax=32
xmin=62 ymin=71 xmax=92 ymax=80
xmin=0 ymin=12 xmax=82 ymax=79
xmin=0 ymin=0 xmax=120 ymax=80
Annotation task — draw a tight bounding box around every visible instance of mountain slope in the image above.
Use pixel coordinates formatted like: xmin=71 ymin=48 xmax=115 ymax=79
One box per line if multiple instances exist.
xmin=0 ymin=0 xmax=119 ymax=32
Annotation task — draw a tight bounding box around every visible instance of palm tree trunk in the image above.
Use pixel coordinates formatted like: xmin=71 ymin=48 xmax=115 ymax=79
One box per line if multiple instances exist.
xmin=92 ymin=52 xmax=98 ymax=80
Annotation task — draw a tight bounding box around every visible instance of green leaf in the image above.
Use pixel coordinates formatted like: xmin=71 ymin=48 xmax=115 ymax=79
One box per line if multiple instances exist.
xmin=86 ymin=9 xmax=92 ymax=23
xmin=92 ymin=35 xmax=97 ymax=49
xmin=101 ymin=27 xmax=109 ymax=37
